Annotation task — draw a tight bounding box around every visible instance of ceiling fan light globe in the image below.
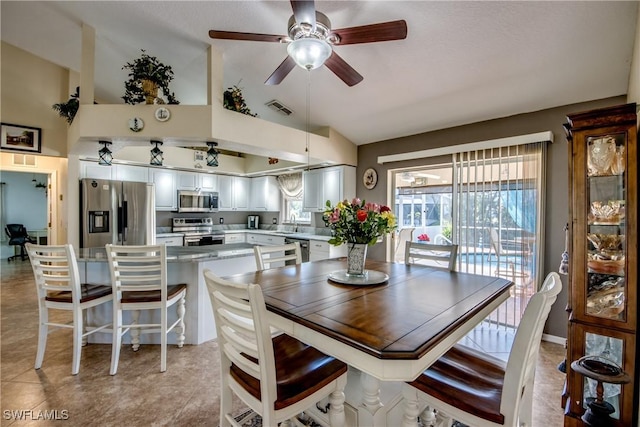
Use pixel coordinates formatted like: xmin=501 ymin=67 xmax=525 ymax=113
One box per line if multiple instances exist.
xmin=287 ymin=38 xmax=332 ymax=70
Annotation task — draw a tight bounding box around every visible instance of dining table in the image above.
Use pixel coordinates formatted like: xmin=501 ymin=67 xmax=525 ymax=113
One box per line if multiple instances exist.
xmin=223 ymin=257 xmax=513 ymax=427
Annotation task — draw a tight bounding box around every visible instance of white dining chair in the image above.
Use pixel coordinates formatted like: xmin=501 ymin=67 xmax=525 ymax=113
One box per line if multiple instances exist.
xmin=25 ymin=243 xmax=113 ymax=375
xmin=254 ymin=241 xmax=302 ymax=271
xmin=203 ymin=269 xmax=348 ymax=427
xmin=394 ymin=227 xmax=415 ymax=263
xmin=105 ymin=244 xmax=186 ymax=375
xmin=402 ymin=272 xmax=562 ymax=427
xmin=404 ymin=241 xmax=458 ymax=271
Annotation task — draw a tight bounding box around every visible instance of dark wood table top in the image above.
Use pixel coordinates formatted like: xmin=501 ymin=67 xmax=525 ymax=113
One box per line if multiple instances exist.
xmin=225 ymin=258 xmax=513 ymax=361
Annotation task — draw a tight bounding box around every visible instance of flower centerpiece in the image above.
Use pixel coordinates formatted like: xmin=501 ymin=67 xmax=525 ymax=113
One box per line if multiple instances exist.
xmin=323 ymin=198 xmax=397 ymax=276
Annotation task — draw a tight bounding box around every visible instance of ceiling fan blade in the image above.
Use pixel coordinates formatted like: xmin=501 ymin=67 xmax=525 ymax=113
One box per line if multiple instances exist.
xmin=324 ymin=51 xmax=363 ymax=87
xmin=265 ymin=56 xmax=296 ymax=85
xmin=208 ymin=30 xmax=286 ymax=43
xmin=331 ymin=20 xmax=407 ymax=45
xmin=291 ymin=0 xmax=316 ymax=31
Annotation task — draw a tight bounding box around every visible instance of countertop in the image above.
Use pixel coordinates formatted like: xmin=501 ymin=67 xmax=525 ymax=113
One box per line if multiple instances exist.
xmin=77 ymin=243 xmax=257 ymax=262
xmin=157 ymin=229 xmax=332 ymax=242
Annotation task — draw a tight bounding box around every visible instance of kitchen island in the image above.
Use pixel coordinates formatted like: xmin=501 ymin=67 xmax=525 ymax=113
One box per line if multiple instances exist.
xmin=77 ymin=244 xmax=260 ymax=345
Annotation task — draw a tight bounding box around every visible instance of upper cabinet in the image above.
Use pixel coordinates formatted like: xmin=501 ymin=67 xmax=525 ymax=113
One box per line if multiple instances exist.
xmin=177 ymin=171 xmax=217 ymax=191
xmin=563 ymin=103 xmax=637 ymax=427
xmin=302 ymin=166 xmax=356 ymax=212
xmin=114 ymin=164 xmax=148 ymax=183
xmin=250 ymin=176 xmax=281 ymax=211
xmin=149 ymin=169 xmax=177 ymax=211
xmin=218 ymin=176 xmax=250 ymax=211
xmin=79 ymin=160 xmax=113 ymax=180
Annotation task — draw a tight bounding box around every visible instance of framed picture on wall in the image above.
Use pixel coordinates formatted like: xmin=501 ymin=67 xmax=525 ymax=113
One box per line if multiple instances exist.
xmin=0 ymin=123 xmax=42 ymax=153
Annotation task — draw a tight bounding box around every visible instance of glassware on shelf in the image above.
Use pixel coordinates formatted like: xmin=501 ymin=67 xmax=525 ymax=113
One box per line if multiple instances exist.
xmin=610 ymin=145 xmax=626 ymax=176
xmin=587 ymin=233 xmax=625 ymax=253
xmin=588 ymin=136 xmax=616 ymax=176
xmin=588 ymin=200 xmax=624 ymax=225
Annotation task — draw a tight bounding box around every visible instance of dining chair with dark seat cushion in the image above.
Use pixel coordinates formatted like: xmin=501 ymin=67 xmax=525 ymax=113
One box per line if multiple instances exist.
xmin=203 ymin=269 xmax=348 ymax=427
xmin=6 ymin=224 xmax=36 ymax=262
xmin=402 ymin=272 xmax=562 ymax=427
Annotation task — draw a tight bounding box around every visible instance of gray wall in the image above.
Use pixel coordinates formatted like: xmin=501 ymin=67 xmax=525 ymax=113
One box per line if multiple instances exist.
xmin=356 ymin=95 xmax=628 ymax=339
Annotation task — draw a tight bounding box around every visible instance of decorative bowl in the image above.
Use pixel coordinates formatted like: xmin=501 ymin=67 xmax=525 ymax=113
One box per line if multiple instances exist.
xmin=587 ymin=233 xmax=625 ymax=252
xmin=588 ymin=200 xmax=624 ymax=224
xmin=587 ymin=253 xmax=625 ymax=275
xmin=587 ymin=136 xmax=616 ymax=176
xmin=587 ymin=287 xmax=625 ymax=317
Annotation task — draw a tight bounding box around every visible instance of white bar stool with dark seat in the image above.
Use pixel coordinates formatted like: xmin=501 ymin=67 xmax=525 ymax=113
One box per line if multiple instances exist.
xmin=105 ymin=244 xmax=186 ymax=375
xmin=25 ymin=243 xmax=113 ymax=375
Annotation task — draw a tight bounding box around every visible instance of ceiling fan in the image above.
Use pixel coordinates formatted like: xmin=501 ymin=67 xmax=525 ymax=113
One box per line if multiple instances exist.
xmin=208 ymin=0 xmax=407 ymax=87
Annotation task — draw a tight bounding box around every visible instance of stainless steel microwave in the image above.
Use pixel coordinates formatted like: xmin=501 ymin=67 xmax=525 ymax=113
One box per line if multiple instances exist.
xmin=177 ymin=190 xmax=219 ymax=212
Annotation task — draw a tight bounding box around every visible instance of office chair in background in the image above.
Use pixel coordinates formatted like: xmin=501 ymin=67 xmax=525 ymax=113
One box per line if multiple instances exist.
xmin=5 ymin=224 xmax=36 ymax=262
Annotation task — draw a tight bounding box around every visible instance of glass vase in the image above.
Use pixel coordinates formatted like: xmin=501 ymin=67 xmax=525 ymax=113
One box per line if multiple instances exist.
xmin=347 ymin=243 xmax=368 ymax=277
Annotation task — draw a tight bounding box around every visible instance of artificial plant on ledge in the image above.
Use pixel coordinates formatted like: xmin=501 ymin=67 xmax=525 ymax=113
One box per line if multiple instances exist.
xmin=223 ymin=85 xmax=257 ymax=117
xmin=122 ymin=49 xmax=180 ymax=105
xmin=52 ymin=86 xmax=80 ymax=124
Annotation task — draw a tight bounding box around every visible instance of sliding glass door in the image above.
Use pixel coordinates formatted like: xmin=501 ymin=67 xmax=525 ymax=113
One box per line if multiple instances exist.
xmin=392 ymin=142 xmax=545 ymax=328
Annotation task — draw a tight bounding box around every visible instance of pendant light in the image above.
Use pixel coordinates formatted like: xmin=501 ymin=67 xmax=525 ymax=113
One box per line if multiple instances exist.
xmin=98 ymin=141 xmax=113 ymax=166
xmin=206 ymin=141 xmax=219 ymax=167
xmin=150 ymin=140 xmax=164 ymax=166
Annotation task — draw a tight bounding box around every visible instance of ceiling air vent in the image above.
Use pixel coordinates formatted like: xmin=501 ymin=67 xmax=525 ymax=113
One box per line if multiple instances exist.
xmin=265 ymin=99 xmax=293 ymax=116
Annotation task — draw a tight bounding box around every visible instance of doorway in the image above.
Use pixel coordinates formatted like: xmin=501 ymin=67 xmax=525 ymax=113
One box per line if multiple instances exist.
xmin=0 ymin=171 xmax=50 ymax=259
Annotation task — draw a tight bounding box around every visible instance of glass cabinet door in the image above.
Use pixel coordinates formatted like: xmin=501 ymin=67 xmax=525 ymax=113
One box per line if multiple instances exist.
xmin=585 ymin=132 xmax=626 ymax=321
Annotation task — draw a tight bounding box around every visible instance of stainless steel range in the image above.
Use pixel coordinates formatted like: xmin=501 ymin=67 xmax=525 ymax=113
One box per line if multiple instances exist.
xmin=172 ymin=217 xmax=224 ymax=246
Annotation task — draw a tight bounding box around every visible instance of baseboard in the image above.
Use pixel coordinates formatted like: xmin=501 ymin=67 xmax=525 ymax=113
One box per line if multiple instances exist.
xmin=542 ymin=333 xmax=566 ymax=346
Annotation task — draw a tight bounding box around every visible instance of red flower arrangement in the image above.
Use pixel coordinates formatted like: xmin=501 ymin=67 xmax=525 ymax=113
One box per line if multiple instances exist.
xmin=417 ymin=233 xmax=430 ymax=242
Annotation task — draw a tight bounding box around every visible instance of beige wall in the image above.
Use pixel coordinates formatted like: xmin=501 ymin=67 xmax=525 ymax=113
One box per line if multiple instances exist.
xmin=1 ymin=42 xmax=71 ymax=157
xmin=357 ymin=96 xmax=628 ymax=339
xmin=1 ymin=42 xmax=72 ymax=244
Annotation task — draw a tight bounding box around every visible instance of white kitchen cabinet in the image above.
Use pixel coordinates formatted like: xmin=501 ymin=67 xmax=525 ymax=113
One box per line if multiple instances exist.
xmin=246 ymin=233 xmax=285 ymax=246
xmin=114 ymin=164 xmax=148 ymax=182
xmin=250 ymin=176 xmax=281 ymax=211
xmin=177 ymin=171 xmax=217 ymax=191
xmin=156 ymin=235 xmax=183 ymax=246
xmin=79 ymin=160 xmax=113 ymax=180
xmin=302 ymin=166 xmax=356 ymax=212
xmin=218 ymin=176 xmax=250 ymax=211
xmin=309 ymin=239 xmax=347 ymax=261
xmin=149 ymin=169 xmax=177 ymax=211
xmin=224 ymin=233 xmax=245 ymax=244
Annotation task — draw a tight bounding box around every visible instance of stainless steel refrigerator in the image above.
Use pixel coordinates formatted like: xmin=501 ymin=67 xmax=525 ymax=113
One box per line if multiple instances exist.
xmin=80 ymin=178 xmax=155 ymax=248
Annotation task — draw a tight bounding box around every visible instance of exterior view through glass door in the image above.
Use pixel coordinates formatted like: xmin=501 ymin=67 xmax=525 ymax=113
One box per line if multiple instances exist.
xmin=392 ymin=142 xmax=545 ymax=329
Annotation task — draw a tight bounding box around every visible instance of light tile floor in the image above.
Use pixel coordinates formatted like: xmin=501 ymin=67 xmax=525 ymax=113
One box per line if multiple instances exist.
xmin=0 ymin=257 xmax=567 ymax=426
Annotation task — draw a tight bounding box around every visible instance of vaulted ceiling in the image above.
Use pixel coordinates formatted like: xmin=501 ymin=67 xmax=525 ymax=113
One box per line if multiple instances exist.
xmin=1 ymin=1 xmax=638 ymax=145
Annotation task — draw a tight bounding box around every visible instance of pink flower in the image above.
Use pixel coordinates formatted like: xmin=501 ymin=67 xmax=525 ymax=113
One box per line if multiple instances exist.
xmin=364 ymin=202 xmax=379 ymax=212
xmin=351 ymin=197 xmax=362 ymax=206
xmin=329 ymin=209 xmax=341 ymax=223
xmin=417 ymin=233 xmax=430 ymax=241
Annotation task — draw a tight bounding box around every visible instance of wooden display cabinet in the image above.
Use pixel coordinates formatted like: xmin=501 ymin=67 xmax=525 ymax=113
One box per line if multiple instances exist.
xmin=563 ymin=103 xmax=638 ymax=427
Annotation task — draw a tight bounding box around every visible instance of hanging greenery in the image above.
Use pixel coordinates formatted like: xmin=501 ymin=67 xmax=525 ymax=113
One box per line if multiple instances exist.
xmin=223 ymin=85 xmax=257 ymax=117
xmin=52 ymin=87 xmax=80 ymax=124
